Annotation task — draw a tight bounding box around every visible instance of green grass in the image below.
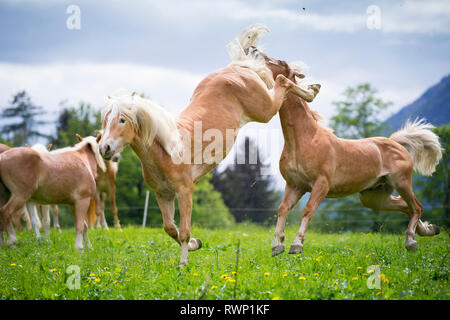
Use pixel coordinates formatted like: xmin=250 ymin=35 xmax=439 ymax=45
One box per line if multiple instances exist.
xmin=0 ymin=225 xmax=448 ymax=300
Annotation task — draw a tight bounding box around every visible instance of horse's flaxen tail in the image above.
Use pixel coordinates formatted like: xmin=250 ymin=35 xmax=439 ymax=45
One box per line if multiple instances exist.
xmin=88 ymin=198 xmax=97 ymax=227
xmin=390 ymin=118 xmax=443 ymax=176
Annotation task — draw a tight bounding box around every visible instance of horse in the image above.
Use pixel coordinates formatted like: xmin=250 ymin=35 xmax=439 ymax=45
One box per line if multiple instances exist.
xmin=0 ymin=135 xmax=105 ymax=249
xmin=81 ymin=132 xmax=121 ymax=230
xmin=0 ymin=143 xmax=32 ymax=232
xmin=240 ymin=35 xmax=443 ymax=255
xmin=98 ymin=24 xmax=321 ymax=267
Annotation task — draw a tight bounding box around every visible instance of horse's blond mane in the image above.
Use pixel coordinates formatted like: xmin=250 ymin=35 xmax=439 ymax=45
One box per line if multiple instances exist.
xmin=227 ymin=23 xmax=275 ymax=89
xmin=102 ymin=91 xmax=182 ymax=162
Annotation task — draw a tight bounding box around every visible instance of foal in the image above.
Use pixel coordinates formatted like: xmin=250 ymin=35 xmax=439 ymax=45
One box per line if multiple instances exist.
xmin=0 ymin=136 xmax=105 ymax=249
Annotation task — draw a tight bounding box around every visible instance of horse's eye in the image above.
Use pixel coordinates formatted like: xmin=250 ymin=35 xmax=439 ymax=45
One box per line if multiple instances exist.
xmin=119 ymin=118 xmax=126 ymax=124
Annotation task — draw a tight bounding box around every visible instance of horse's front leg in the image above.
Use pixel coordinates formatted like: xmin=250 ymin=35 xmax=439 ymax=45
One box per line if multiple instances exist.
xmin=177 ymin=184 xmax=202 ymax=268
xmin=272 ymin=184 xmax=304 ymax=256
xmin=290 ymin=176 xmax=329 ymax=254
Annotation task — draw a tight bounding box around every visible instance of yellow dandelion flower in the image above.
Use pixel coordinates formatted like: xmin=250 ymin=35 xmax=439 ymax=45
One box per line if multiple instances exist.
xmin=89 ymin=273 xmax=95 ymax=277
xmin=10 ymin=263 xmax=16 ymax=266
xmin=352 ymin=277 xmax=359 ymax=281
xmin=379 ymin=274 xmax=385 ymax=280
xmin=272 ymin=297 xmax=280 ymax=300
xmin=333 ymin=281 xmax=339 ymax=285
xmin=232 ymin=271 xmax=237 ymax=275
xmin=376 ymin=291 xmax=382 ymax=296
xmin=193 ymin=273 xmax=198 ymax=277
xmin=56 ymin=272 xmax=61 ymax=276
xmin=357 ymin=266 xmax=362 ymax=271
xmin=282 ymin=273 xmax=288 ymax=277
xmin=103 ymin=267 xmax=110 ymax=271
xmin=84 ymin=284 xmax=89 ymax=288
xmin=226 ymin=278 xmax=236 ymax=283
xmin=264 ymin=272 xmax=271 ymax=276
xmin=315 ymin=257 xmax=321 ymax=263
xmin=314 ymin=273 xmax=319 ymax=277
xmin=319 ymin=251 xmax=323 ymax=255
xmin=112 ymin=280 xmax=118 ymax=284
xmin=50 ymin=269 xmax=57 ymax=273
xmin=298 ymin=276 xmax=306 ymax=281
xmin=365 ymin=255 xmax=369 ymax=258
xmin=368 ymin=269 xmax=375 ymax=274
xmin=220 ymin=274 xmax=228 ymax=279
xmin=17 ymin=265 xmax=23 ymax=268
xmin=211 ymin=285 xmax=218 ymax=290
xmin=94 ymin=278 xmax=100 ymax=283
xmin=384 ymin=279 xmax=389 ymax=284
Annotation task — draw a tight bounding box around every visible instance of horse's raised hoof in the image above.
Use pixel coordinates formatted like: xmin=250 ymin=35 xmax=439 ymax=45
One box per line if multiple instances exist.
xmin=188 ymin=238 xmax=202 ymax=251
xmin=429 ymin=224 xmax=440 ymax=235
xmin=289 ymin=243 xmax=303 ymax=254
xmin=272 ymin=244 xmax=285 ymax=257
xmin=405 ymin=239 xmax=418 ymax=251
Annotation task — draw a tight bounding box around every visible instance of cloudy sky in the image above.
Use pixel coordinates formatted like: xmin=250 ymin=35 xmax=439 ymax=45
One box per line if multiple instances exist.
xmin=1 ymin=0 xmax=449 ymax=187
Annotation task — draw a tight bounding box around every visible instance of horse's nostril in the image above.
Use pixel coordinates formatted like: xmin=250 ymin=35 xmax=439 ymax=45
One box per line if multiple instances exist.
xmin=105 ymin=144 xmax=111 ymax=153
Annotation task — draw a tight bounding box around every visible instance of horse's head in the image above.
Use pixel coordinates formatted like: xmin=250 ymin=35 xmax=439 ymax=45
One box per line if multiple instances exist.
xmin=245 ymin=46 xmax=305 ymax=84
xmin=96 ymin=130 xmax=121 ymax=162
xmin=99 ymin=93 xmax=137 ymax=161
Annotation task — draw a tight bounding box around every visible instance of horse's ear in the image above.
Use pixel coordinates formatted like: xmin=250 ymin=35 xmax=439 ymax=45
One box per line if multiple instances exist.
xmin=96 ymin=130 xmax=102 ymax=143
xmin=46 ymin=144 xmax=52 ymax=151
xmin=76 ymin=133 xmax=83 ymax=142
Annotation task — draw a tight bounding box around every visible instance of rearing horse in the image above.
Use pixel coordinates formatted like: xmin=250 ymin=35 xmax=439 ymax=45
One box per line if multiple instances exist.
xmin=99 ymin=25 xmax=321 ymax=267
xmin=243 ymin=40 xmax=443 ymax=255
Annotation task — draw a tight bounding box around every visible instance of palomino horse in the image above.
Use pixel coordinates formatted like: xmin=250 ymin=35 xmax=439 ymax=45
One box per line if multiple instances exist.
xmin=240 ymin=37 xmax=443 ymax=255
xmin=0 ymin=143 xmax=32 ymax=232
xmin=99 ymin=25 xmax=321 ymax=267
xmin=0 ymin=135 xmax=105 ymax=249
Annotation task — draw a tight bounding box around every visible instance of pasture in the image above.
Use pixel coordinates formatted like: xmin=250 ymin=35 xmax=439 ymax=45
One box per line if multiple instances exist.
xmin=0 ymin=225 xmax=448 ymax=300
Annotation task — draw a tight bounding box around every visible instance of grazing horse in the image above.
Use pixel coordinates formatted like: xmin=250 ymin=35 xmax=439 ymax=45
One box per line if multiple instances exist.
xmin=242 ymin=39 xmax=443 ymax=255
xmin=0 ymin=136 xmax=105 ymax=249
xmin=98 ymin=25 xmax=321 ymax=267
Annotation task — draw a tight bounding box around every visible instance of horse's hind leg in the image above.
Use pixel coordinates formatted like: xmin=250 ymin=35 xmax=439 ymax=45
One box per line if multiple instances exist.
xmin=41 ymin=205 xmax=51 ymax=239
xmin=272 ymin=184 xmax=305 ymax=256
xmin=1 ymin=195 xmax=28 ymax=246
xmin=51 ymin=205 xmax=61 ymax=232
xmin=27 ymin=202 xmax=42 ymax=241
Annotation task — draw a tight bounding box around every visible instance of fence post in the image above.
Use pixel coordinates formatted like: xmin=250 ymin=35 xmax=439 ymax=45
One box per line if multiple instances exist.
xmin=142 ymin=190 xmax=150 ymax=228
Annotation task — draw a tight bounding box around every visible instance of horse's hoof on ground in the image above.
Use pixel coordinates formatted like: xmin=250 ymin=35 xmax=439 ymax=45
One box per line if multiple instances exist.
xmin=188 ymin=238 xmax=202 ymax=251
xmin=289 ymin=244 xmax=303 ymax=254
xmin=272 ymin=245 xmax=285 ymax=257
xmin=179 ymin=261 xmax=188 ymax=269
xmin=405 ymin=240 xmax=418 ymax=251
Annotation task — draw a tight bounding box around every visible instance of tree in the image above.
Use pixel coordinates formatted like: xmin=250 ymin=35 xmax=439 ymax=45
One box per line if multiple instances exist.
xmin=211 ymin=137 xmax=281 ymax=224
xmin=329 ymin=83 xmax=392 ymax=139
xmin=313 ymin=83 xmax=403 ymax=233
xmin=52 ymin=102 xmax=101 ymax=148
xmin=1 ymin=91 xmax=49 ymax=146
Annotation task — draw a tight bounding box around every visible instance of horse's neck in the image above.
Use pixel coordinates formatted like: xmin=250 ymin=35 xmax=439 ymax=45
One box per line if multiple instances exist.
xmin=279 ymin=95 xmax=319 ymax=148
xmin=78 ymin=145 xmax=98 ymax=176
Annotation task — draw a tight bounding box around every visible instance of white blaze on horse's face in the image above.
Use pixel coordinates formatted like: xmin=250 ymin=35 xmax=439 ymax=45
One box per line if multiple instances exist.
xmin=99 ymin=111 xmax=134 ymax=160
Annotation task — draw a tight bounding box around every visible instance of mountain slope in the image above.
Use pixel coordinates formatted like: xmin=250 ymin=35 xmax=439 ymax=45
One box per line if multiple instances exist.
xmin=386 ymin=74 xmax=450 ymax=130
